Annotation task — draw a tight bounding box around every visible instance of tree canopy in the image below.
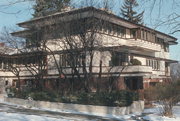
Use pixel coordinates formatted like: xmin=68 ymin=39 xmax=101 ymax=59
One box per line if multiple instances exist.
xmin=33 ymin=0 xmax=71 ymax=17
xmin=120 ymin=0 xmax=144 ymax=24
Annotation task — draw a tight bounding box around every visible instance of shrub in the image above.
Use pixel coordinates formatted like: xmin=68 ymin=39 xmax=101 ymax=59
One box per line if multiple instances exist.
xmin=76 ymin=92 xmax=90 ymax=104
xmin=29 ymin=90 xmax=58 ymax=102
xmin=70 ymin=91 xmax=138 ymax=107
xmin=130 ymin=59 xmax=142 ymax=65
xmin=144 ymin=80 xmax=180 ymax=117
xmin=10 ymin=89 xmax=139 ymax=107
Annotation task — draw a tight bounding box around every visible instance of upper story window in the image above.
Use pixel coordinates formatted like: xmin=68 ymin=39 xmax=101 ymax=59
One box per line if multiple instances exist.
xmin=156 ymin=37 xmax=169 ymax=52
xmin=130 ymin=29 xmax=136 ymax=38
xmin=164 ymin=44 xmax=169 ymax=52
xmin=117 ymin=26 xmax=125 ymax=37
xmin=99 ymin=21 xmax=126 ymax=38
xmin=140 ymin=29 xmax=155 ymax=42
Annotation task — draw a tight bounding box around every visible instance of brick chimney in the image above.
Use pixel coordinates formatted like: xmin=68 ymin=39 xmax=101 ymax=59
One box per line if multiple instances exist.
xmin=0 ymin=43 xmax=5 ymax=47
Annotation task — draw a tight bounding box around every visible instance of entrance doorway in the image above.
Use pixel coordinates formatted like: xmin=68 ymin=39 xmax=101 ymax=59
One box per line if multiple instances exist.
xmin=124 ymin=76 xmax=143 ymax=90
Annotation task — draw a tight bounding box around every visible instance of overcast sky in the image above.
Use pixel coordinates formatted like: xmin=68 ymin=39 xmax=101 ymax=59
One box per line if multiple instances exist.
xmin=0 ymin=0 xmax=179 ymax=60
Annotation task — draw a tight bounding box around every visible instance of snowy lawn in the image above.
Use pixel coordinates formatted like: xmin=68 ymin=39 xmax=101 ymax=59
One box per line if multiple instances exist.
xmin=0 ymin=112 xmax=75 ymax=121
xmin=0 ymin=100 xmax=141 ymax=121
xmin=143 ymin=104 xmax=180 ymax=121
xmin=1 ymin=99 xmax=180 ymax=121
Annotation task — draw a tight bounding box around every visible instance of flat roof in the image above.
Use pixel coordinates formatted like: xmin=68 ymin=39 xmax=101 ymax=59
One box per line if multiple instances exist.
xmin=16 ymin=7 xmax=177 ymax=41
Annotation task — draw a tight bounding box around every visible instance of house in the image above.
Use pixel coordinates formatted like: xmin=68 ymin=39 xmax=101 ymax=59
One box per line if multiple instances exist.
xmin=0 ymin=7 xmax=178 ymax=92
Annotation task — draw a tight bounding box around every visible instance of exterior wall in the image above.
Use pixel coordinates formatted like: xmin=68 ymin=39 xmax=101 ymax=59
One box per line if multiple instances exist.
xmin=155 ymin=50 xmax=169 ymax=59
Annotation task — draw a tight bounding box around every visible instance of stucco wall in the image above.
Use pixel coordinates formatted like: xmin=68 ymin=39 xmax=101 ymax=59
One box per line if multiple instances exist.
xmin=3 ymin=97 xmax=144 ymax=116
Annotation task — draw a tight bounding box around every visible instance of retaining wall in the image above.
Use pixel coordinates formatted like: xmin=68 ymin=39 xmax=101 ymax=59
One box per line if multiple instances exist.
xmin=4 ymin=97 xmax=144 ymax=115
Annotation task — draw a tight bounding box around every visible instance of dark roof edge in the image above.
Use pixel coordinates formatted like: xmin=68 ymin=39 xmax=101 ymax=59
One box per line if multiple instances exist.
xmin=17 ymin=7 xmax=177 ymax=41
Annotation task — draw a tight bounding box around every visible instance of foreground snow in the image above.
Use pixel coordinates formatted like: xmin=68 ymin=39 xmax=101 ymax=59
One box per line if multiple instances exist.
xmin=0 ymin=99 xmax=142 ymax=121
xmin=0 ymin=112 xmax=74 ymax=121
xmin=0 ymin=99 xmax=180 ymax=121
xmin=143 ymin=104 xmax=180 ymax=121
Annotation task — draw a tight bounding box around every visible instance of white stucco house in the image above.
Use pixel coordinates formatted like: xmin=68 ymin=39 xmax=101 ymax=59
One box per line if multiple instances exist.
xmin=0 ymin=7 xmax=178 ymax=91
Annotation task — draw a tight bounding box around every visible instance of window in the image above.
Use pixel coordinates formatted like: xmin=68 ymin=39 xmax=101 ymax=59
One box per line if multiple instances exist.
xmin=152 ymin=34 xmax=156 ymax=42
xmin=164 ymin=43 xmax=169 ymax=52
xmin=110 ymin=52 xmax=128 ymax=66
xmin=144 ymin=31 xmax=147 ymax=40
xmin=59 ymin=53 xmax=84 ymax=67
xmin=121 ymin=28 xmax=126 ymax=37
xmin=112 ymin=24 xmax=116 ymax=35
xmin=147 ymin=32 xmax=150 ymax=41
xmin=141 ymin=29 xmax=144 ymax=40
xmin=110 ymin=52 xmax=119 ymax=66
xmin=3 ymin=62 xmax=9 ymax=70
xmin=108 ymin=24 xmax=112 ymax=34
xmin=0 ymin=60 xmax=2 ymax=69
xmin=130 ymin=29 xmax=136 ymax=38
xmin=146 ymin=59 xmax=160 ymax=70
xmin=117 ymin=26 xmax=125 ymax=37
xmin=141 ymin=29 xmax=155 ymax=42
xmin=59 ymin=54 xmax=69 ymax=67
xmin=5 ymin=81 xmax=8 ymax=86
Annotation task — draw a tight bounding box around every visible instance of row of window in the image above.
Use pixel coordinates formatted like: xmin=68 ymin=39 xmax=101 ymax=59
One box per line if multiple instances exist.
xmin=140 ymin=29 xmax=156 ymax=42
xmin=26 ymin=21 xmax=170 ymax=53
xmin=59 ymin=53 xmax=84 ymax=67
xmin=99 ymin=22 xmax=126 ymax=38
xmin=146 ymin=59 xmax=160 ymax=70
xmin=0 ymin=56 xmax=46 ymax=70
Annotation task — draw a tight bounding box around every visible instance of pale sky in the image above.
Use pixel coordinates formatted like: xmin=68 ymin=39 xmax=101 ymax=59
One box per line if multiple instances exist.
xmin=0 ymin=0 xmax=179 ymax=61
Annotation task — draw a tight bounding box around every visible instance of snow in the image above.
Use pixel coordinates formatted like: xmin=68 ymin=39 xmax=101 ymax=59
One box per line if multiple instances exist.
xmin=143 ymin=114 xmax=179 ymax=121
xmin=0 ymin=99 xmax=137 ymax=120
xmin=0 ymin=112 xmax=71 ymax=121
xmin=0 ymin=99 xmax=180 ymax=121
xmin=143 ymin=104 xmax=180 ymax=121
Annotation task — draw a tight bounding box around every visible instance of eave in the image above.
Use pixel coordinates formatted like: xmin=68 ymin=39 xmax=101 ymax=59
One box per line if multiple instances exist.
xmin=167 ymin=41 xmax=178 ymax=45
xmin=17 ymin=7 xmax=138 ymax=29
xmin=11 ymin=29 xmax=33 ymax=37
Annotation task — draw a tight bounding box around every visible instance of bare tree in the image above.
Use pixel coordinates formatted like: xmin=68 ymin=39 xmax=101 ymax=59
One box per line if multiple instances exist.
xmin=0 ymin=27 xmax=25 ymax=89
xmin=0 ymin=27 xmax=48 ymax=90
xmin=140 ymin=0 xmax=180 ymax=34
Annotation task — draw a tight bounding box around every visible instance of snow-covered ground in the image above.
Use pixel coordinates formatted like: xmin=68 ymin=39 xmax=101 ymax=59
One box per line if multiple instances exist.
xmin=0 ymin=112 xmax=79 ymax=121
xmin=0 ymin=99 xmax=180 ymax=121
xmin=142 ymin=104 xmax=180 ymax=121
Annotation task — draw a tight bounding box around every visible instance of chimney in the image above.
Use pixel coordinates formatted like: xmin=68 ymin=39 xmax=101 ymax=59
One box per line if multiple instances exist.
xmin=0 ymin=43 xmax=5 ymax=47
xmin=100 ymin=8 xmax=113 ymax=14
xmin=62 ymin=6 xmax=73 ymax=12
